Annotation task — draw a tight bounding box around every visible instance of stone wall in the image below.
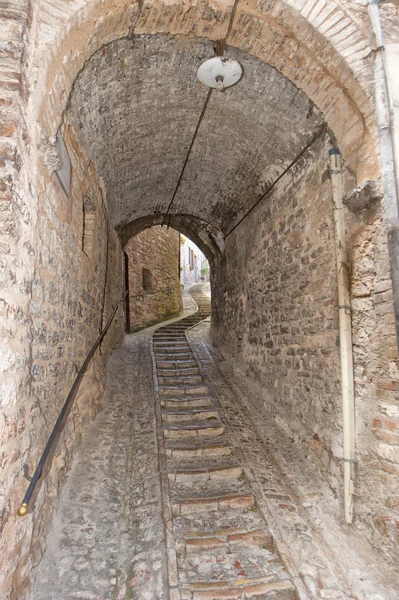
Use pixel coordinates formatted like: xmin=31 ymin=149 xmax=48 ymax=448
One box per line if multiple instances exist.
xmin=125 ymin=226 xmax=182 ymax=331
xmin=2 ymin=0 xmax=399 ymax=590
xmin=0 ymin=115 xmax=124 ymax=600
xmin=24 ymin=0 xmax=380 ymax=187
xmin=211 ymin=132 xmax=399 ymax=561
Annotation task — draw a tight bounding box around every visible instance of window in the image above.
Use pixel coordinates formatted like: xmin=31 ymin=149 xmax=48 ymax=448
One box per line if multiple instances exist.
xmin=142 ymin=267 xmax=152 ymax=291
xmin=189 ymin=248 xmax=195 ymax=269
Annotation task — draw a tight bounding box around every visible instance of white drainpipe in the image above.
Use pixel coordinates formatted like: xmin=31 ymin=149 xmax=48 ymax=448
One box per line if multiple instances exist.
xmin=329 ymin=148 xmax=356 ymax=524
xmin=368 ymin=0 xmax=399 ymax=343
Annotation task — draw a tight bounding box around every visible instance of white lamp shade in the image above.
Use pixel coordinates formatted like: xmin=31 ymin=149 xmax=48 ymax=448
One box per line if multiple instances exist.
xmin=197 ymin=57 xmax=242 ymax=90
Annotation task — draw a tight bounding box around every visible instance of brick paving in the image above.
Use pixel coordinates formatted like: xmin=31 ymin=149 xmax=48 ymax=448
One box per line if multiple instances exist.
xmin=152 ymin=287 xmax=299 ymax=600
xmin=187 ymin=316 xmax=399 ymax=600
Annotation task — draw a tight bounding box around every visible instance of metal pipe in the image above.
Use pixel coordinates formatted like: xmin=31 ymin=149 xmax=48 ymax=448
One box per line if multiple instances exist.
xmin=17 ymin=292 xmax=127 ymax=517
xmin=124 ymin=252 xmax=131 ymax=333
xmin=329 ymin=148 xmax=356 ymax=524
xmin=368 ymin=0 xmax=399 ymax=344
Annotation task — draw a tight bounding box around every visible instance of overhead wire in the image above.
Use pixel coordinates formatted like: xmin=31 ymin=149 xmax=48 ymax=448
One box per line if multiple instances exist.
xmin=224 ymin=124 xmax=328 ymax=240
xmin=163 ymin=0 xmax=240 ymax=227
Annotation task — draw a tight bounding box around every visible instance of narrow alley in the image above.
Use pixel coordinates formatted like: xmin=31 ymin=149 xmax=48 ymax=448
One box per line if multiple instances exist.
xmin=30 ymin=287 xmax=398 ymax=600
xmin=2 ymin=1 xmax=399 ymax=599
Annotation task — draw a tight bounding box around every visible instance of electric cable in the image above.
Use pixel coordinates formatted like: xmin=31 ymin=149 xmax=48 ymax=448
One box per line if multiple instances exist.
xmin=163 ymin=0 xmax=241 ymax=227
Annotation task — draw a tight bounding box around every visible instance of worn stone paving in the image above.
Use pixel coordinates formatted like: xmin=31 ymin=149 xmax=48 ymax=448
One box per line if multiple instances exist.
xmin=152 ymin=286 xmax=301 ymax=600
xmin=31 ymin=285 xmax=398 ymax=600
xmin=187 ymin=322 xmax=399 ymax=600
xmin=31 ymin=331 xmax=168 ymax=600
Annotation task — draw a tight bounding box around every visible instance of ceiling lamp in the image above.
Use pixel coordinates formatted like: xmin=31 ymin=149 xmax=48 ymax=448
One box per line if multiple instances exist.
xmin=197 ymin=57 xmax=242 ymax=92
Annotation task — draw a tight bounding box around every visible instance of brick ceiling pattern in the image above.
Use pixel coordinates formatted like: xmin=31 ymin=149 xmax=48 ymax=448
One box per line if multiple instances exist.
xmin=69 ymin=35 xmax=324 ymax=235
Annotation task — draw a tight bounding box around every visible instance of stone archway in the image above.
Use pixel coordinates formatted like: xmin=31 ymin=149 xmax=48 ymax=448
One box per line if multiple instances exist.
xmin=25 ymin=0 xmax=378 ymax=184
xmin=65 ymin=35 xmax=327 ymax=240
xmin=120 ymin=214 xmax=224 ymax=263
xmin=2 ymin=2 xmax=399 ymax=598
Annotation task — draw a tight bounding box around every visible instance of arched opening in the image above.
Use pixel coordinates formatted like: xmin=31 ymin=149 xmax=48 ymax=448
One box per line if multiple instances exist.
xmin=3 ymin=2 xmax=399 ymax=597
xmin=123 ymin=222 xmax=212 ymax=332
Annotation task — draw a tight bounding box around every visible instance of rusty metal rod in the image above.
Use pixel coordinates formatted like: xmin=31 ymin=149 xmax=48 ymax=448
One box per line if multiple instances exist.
xmin=17 ymin=292 xmax=127 ymax=517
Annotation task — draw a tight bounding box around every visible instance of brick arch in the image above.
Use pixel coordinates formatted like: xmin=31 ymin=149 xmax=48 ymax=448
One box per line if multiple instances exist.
xmin=28 ymin=0 xmax=377 ymax=182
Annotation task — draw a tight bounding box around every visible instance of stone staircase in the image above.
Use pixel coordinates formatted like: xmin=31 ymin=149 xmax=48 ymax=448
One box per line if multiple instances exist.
xmin=152 ymin=287 xmax=299 ymax=600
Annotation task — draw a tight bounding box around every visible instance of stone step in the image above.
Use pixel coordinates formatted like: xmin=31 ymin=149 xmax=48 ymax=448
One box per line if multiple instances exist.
xmin=154 ymin=341 xmax=188 ymax=346
xmin=154 ymin=352 xmax=194 ymax=360
xmin=168 ymin=453 xmax=237 ymax=467
xmin=182 ymin=578 xmax=297 ymax=600
xmin=154 ymin=328 xmax=187 ymax=333
xmin=162 ymin=409 xmax=219 ymax=423
xmin=159 ymin=385 xmax=208 ymax=397
xmin=163 ymin=421 xmax=225 ymax=439
xmin=165 ymin=441 xmax=232 ymax=458
xmin=153 ymin=337 xmax=189 ymax=343
xmin=153 ymin=342 xmax=191 ymax=349
xmin=168 ymin=464 xmax=243 ymax=484
xmin=182 ymin=528 xmax=273 ymax=553
xmin=153 ymin=335 xmax=187 ymax=341
xmin=183 ymin=320 xmax=203 ymax=324
xmin=157 ymin=360 xmax=197 ymax=369
xmin=173 ymin=508 xmax=266 ymax=537
xmin=175 ymin=320 xmax=196 ymax=324
xmin=154 ymin=344 xmax=191 ymax=350
xmin=172 ymin=493 xmax=256 ymax=516
xmin=157 ymin=367 xmax=201 ymax=377
xmin=164 ymin=422 xmax=225 ymax=439
xmin=161 ymin=397 xmax=213 ymax=409
xmin=158 ymin=375 xmax=203 ymax=385
xmin=179 ymin=550 xmax=292 ymax=589
xmin=155 ymin=328 xmax=186 ymax=333
xmin=173 ymin=473 xmax=251 ymax=499
xmin=158 ymin=328 xmax=189 ymax=332
xmin=161 ymin=324 xmax=196 ymax=329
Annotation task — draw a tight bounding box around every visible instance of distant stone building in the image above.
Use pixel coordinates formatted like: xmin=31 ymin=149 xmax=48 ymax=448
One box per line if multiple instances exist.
xmin=125 ymin=227 xmax=182 ymax=331
xmin=180 ymin=235 xmax=209 ymax=285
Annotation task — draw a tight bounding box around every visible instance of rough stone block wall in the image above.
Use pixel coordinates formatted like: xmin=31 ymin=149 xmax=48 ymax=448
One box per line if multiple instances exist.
xmin=347 ymin=200 xmax=399 ymax=558
xmin=211 ymin=132 xmax=399 ymax=561
xmin=0 ymin=117 xmax=124 ymax=600
xmin=125 ymin=226 xmax=182 ymax=331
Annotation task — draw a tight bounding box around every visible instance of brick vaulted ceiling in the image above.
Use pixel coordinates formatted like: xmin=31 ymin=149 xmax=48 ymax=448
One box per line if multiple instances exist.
xmin=68 ymin=35 xmax=325 ymax=236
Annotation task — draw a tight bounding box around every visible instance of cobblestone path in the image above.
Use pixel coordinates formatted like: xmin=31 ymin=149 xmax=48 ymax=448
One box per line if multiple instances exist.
xmin=152 ymin=288 xmax=299 ymax=600
xmin=32 ymin=286 xmax=397 ymax=600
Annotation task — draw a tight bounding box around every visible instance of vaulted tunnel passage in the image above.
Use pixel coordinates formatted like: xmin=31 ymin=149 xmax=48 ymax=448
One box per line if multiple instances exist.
xmin=68 ymin=35 xmax=325 ymax=236
xmin=2 ymin=2 xmax=399 ymax=599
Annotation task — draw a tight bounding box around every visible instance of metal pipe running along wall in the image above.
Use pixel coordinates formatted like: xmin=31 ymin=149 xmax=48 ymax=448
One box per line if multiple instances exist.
xmin=329 ymin=148 xmax=356 ymax=524
xmin=369 ymin=0 xmax=399 ymax=345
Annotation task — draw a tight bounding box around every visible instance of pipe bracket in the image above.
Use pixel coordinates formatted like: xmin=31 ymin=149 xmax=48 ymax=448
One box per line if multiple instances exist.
xmin=22 ymin=463 xmax=32 ymax=482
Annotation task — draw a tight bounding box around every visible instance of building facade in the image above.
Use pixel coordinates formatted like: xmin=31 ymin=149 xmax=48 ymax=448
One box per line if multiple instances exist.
xmin=124 ymin=226 xmax=182 ymax=331
xmin=180 ymin=235 xmax=210 ymax=286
